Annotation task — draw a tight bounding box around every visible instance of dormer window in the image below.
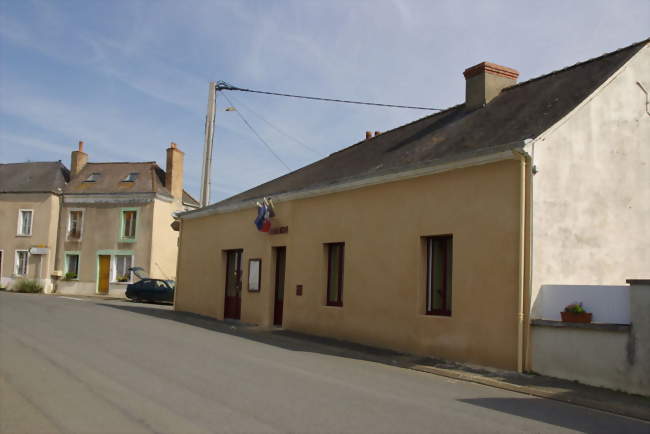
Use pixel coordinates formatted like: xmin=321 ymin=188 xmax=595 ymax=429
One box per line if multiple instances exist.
xmin=84 ymin=172 xmax=101 ymax=182
xmin=122 ymin=172 xmax=139 ymax=182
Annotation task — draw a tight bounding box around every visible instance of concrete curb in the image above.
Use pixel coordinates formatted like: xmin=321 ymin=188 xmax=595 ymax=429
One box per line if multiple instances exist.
xmin=408 ymin=364 xmax=650 ymax=422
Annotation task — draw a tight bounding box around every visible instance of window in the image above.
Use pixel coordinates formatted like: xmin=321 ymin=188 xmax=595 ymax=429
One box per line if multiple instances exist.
xmin=84 ymin=172 xmax=101 ymax=182
xmin=425 ymin=235 xmax=453 ymax=316
xmin=122 ymin=172 xmax=139 ymax=182
xmin=113 ymin=255 xmax=133 ymax=282
xmin=121 ymin=210 xmax=137 ymax=239
xmin=68 ymin=210 xmax=83 ymax=240
xmin=326 ymin=243 xmax=344 ymax=306
xmin=65 ymin=254 xmax=80 ymax=279
xmin=15 ymin=250 xmax=28 ymax=276
xmin=17 ymin=210 xmax=33 ymax=236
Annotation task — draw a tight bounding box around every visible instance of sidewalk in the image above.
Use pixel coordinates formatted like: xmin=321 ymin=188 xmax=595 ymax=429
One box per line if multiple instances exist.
xmin=259 ymin=329 xmax=650 ymax=422
xmin=407 ymin=358 xmax=650 ymax=422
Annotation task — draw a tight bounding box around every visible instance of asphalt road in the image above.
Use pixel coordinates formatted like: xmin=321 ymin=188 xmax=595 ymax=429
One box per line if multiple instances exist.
xmin=1 ymin=292 xmax=648 ymax=434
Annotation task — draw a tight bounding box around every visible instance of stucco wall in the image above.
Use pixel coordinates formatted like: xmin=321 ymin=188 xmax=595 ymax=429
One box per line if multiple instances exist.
xmin=0 ymin=192 xmax=60 ymax=292
xmin=176 ymin=159 xmax=524 ymax=369
xmin=54 ymin=200 xmax=155 ymax=295
xmin=529 ymin=45 xmax=650 ymax=310
xmin=149 ymin=198 xmax=181 ymax=280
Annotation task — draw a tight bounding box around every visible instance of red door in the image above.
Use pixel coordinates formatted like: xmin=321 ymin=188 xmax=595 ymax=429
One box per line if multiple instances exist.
xmin=273 ymin=247 xmax=286 ymax=326
xmin=224 ymin=250 xmax=242 ymax=319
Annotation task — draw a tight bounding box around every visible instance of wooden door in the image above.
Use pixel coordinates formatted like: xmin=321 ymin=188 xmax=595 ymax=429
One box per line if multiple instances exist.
xmin=224 ymin=250 xmax=242 ymax=319
xmin=273 ymin=247 xmax=286 ymax=326
xmin=98 ymin=255 xmax=111 ymax=294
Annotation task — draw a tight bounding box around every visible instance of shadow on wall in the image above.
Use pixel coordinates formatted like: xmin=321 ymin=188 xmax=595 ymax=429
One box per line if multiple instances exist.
xmin=458 ymin=398 xmax=648 ymax=434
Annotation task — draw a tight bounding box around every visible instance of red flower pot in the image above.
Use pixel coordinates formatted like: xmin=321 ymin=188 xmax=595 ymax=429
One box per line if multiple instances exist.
xmin=561 ymin=311 xmax=593 ymax=323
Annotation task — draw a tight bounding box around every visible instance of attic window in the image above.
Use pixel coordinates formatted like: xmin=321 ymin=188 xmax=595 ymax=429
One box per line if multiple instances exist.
xmin=122 ymin=172 xmax=139 ymax=182
xmin=84 ymin=172 xmax=101 ymax=182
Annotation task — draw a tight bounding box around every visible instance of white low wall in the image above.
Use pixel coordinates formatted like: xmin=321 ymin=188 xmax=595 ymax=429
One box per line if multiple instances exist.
xmin=532 ymin=284 xmax=630 ymax=323
xmin=531 ymin=281 xmax=650 ymax=396
xmin=531 ymin=325 xmax=637 ymax=393
xmin=55 ymin=280 xmax=127 ymax=298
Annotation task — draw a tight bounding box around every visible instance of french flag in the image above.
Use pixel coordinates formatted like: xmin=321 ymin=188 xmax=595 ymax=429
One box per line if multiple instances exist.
xmin=254 ymin=203 xmax=271 ymax=232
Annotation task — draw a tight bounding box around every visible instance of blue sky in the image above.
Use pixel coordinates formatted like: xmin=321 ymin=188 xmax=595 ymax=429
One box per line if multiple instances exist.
xmin=1 ymin=0 xmax=648 ymax=202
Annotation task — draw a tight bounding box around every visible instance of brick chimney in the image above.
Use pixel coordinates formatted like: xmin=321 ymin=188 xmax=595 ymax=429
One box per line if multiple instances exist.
xmin=70 ymin=141 xmax=88 ymax=177
xmin=463 ymin=62 xmax=519 ymax=111
xmin=165 ymin=142 xmax=184 ymax=200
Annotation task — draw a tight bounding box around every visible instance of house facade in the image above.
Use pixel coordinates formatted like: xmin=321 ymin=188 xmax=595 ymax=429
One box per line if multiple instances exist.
xmin=178 ymin=40 xmax=648 ymax=371
xmin=54 ymin=142 xmax=199 ymax=296
xmin=0 ymin=162 xmax=69 ymax=292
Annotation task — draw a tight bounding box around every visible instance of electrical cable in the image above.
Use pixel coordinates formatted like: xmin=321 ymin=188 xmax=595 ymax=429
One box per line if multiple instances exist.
xmin=216 ymin=81 xmax=442 ymax=111
xmin=221 ymin=92 xmax=291 ymax=172
xmin=226 ymin=93 xmax=324 ymax=157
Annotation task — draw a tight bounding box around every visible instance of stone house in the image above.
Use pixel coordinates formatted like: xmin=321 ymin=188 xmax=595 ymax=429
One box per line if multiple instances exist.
xmin=0 ymin=142 xmax=198 ymax=296
xmin=0 ymin=162 xmax=69 ymax=292
xmin=54 ymin=142 xmax=199 ymax=296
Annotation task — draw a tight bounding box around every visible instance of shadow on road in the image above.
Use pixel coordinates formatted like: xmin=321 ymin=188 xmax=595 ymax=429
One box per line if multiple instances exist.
xmin=458 ymin=397 xmax=649 ymax=434
xmin=97 ymin=301 xmax=409 ymax=367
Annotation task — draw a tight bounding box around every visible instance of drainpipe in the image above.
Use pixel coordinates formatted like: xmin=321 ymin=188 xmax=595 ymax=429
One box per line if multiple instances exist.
xmin=513 ymin=147 xmax=532 ymax=373
xmin=52 ymin=189 xmax=65 ymax=294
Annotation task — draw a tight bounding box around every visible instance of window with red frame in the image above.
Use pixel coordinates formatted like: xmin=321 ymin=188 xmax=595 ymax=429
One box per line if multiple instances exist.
xmin=425 ymin=235 xmax=453 ymax=316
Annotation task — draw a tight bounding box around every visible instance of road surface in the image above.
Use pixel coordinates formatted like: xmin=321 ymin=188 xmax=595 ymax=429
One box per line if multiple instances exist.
xmin=1 ymin=292 xmax=647 ymax=433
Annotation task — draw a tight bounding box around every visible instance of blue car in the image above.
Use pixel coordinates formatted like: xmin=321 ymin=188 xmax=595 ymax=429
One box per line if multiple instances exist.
xmin=125 ymin=267 xmax=175 ymax=303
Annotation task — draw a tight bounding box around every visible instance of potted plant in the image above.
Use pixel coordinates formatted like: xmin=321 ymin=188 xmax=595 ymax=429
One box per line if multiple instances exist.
xmin=116 ymin=274 xmax=130 ymax=283
xmin=63 ymin=272 xmax=77 ymax=281
xmin=561 ymin=302 xmax=592 ymax=323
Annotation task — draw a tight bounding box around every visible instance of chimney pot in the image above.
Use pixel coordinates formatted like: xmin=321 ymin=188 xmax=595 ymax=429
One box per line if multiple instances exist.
xmin=365 ymin=131 xmax=372 ymax=140
xmin=70 ymin=141 xmax=88 ymax=177
xmin=170 ymin=142 xmax=177 ymax=149
xmin=463 ymin=62 xmax=519 ymax=111
xmin=374 ymin=131 xmax=381 ymax=136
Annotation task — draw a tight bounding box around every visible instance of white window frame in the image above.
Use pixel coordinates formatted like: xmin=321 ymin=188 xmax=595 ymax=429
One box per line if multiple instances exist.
xmin=14 ymin=250 xmax=29 ymax=276
xmin=64 ymin=253 xmax=80 ymax=280
xmin=66 ymin=208 xmax=85 ymax=241
xmin=112 ymin=254 xmax=134 ymax=283
xmin=17 ymin=209 xmax=33 ymax=236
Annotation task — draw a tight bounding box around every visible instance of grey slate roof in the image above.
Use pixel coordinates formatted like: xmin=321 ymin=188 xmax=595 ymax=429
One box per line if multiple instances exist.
xmin=0 ymin=162 xmax=70 ymax=194
xmin=201 ymin=38 xmax=646 ymax=212
xmin=64 ymin=161 xmax=199 ymax=207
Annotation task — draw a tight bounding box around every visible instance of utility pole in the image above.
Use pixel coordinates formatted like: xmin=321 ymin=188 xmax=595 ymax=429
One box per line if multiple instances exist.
xmin=200 ymin=82 xmax=217 ymax=207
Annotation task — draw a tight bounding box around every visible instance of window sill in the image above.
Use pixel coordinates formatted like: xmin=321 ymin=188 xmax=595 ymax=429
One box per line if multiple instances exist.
xmin=324 ymin=304 xmax=343 ymax=308
xmin=421 ymin=313 xmax=453 ymax=318
xmin=118 ymin=238 xmax=137 ymax=243
xmin=16 ymin=234 xmax=32 ymax=237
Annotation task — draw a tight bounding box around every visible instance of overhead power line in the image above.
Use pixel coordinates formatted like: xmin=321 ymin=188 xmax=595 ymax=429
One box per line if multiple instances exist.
xmin=226 ymin=93 xmax=324 ymax=157
xmin=216 ymin=81 xmax=442 ymax=111
xmin=221 ymin=92 xmax=291 ymax=172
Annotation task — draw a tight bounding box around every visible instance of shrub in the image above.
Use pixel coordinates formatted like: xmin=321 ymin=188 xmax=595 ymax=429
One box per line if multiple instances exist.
xmin=564 ymin=302 xmax=586 ymax=314
xmin=64 ymin=272 xmax=78 ymax=280
xmin=12 ymin=278 xmax=43 ymax=293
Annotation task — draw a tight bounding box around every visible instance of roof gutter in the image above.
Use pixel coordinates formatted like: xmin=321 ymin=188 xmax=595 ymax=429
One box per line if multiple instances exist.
xmin=181 ymin=141 xmax=529 ymax=220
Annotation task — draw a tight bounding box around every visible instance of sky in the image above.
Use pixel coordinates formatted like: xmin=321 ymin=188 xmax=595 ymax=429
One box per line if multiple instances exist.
xmin=1 ymin=0 xmax=648 ymax=203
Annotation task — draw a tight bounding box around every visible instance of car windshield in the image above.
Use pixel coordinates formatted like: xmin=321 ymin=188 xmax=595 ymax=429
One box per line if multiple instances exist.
xmin=165 ymin=280 xmax=175 ymax=288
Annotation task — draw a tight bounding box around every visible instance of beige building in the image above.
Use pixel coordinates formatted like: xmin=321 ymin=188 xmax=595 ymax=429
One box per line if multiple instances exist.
xmin=0 ymin=162 xmax=69 ymax=292
xmin=54 ymin=142 xmax=199 ymax=297
xmin=155 ymin=40 xmax=650 ymax=370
